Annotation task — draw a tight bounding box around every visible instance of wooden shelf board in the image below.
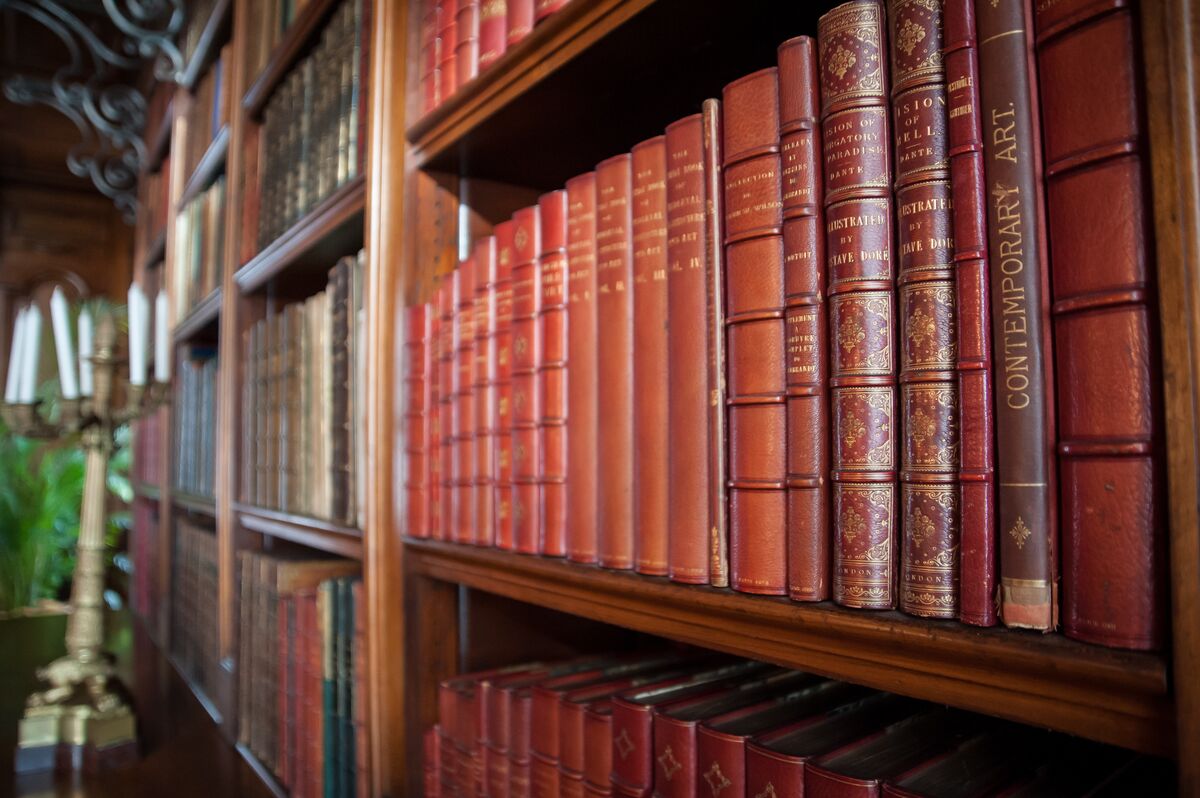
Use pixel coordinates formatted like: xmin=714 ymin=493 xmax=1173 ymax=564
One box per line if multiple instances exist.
xmin=404 ymin=539 xmax=1175 ymax=757
xmin=180 ymin=0 xmax=233 ymax=91
xmin=234 ymin=175 xmax=366 ymax=295
xmin=133 ymin=480 xmax=162 ymax=502
xmin=235 ymin=743 xmax=288 ymax=798
xmin=166 ymin=653 xmax=223 ymax=727
xmin=235 ymin=503 xmax=363 ymax=560
xmin=172 ymin=490 xmax=217 ymax=517
xmin=242 ymin=0 xmax=343 ymax=118
xmin=143 ymin=105 xmax=174 ymax=176
xmin=177 ymin=125 xmax=230 ymax=209
xmin=142 ymin=228 xmax=167 ymax=273
xmin=173 ymin=288 xmax=223 ymax=344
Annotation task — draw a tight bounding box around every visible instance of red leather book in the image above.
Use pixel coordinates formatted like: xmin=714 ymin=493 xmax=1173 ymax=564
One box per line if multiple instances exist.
xmin=595 ymin=153 xmax=635 ymax=569
xmin=485 ymin=741 xmax=509 ymax=798
xmin=454 ymin=0 xmax=480 ymax=89
xmin=403 ymin=304 xmax=432 ymax=538
xmin=511 ymin=205 xmax=542 ymax=554
xmin=558 ymin=678 xmax=654 ymax=783
xmin=419 ymin=2 xmax=440 ymax=115
xmin=507 ymin=0 xmax=534 ymax=46
xmin=881 ymin=733 xmax=1039 ymax=798
xmin=566 ymin=173 xmax=599 ymax=563
xmin=535 ymin=0 xmax=568 ymax=22
xmin=478 ymin=0 xmax=507 ymax=69
xmin=631 ymin=136 xmax=670 ymax=576
xmin=777 ymin=35 xmax=829 ymax=602
xmin=538 ymin=190 xmax=569 ymax=557
xmin=943 ymin=0 xmax=996 ymax=627
xmin=695 ymin=681 xmax=867 ymax=798
xmin=583 ymin=701 xmax=615 ymax=796
xmin=455 ymin=258 xmax=478 ymax=544
xmin=437 ymin=0 xmax=458 ymax=99
xmin=509 ymin=758 xmax=531 ymax=797
xmin=438 ymin=281 xmax=455 ymax=542
xmin=426 ymin=725 xmax=442 ymax=797
xmin=475 ymin=236 xmax=499 ymax=546
xmin=819 ymin=0 xmax=898 ymax=610
xmin=495 ymin=219 xmax=518 ymax=550
xmin=745 ymin=694 xmax=920 ymax=798
xmin=447 ymin=269 xmax=466 ymax=542
xmin=888 ymin=0 xmax=960 ymax=619
xmin=1035 ymin=0 xmax=1165 ymax=649
xmin=276 ymin=596 xmax=292 ymax=788
xmin=975 ymin=0 xmax=1057 ymax=631
xmin=722 ymin=67 xmax=788 ymax=596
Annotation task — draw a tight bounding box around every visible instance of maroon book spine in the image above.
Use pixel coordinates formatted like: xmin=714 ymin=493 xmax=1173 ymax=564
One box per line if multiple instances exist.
xmin=437 ymin=0 xmax=458 ymax=99
xmin=944 ymin=0 xmax=997 ymax=627
xmin=447 ymin=268 xmax=465 ymax=542
xmin=495 ymin=220 xmax=518 ymax=550
xmin=652 ymin=716 xmax=700 ymax=798
xmin=566 ymin=173 xmax=599 ymax=563
xmin=511 ymin=206 xmax=542 ymax=554
xmin=819 ymin=0 xmax=898 ymax=610
xmin=402 ymin=304 xmax=432 ymax=537
xmin=722 ymin=68 xmax=788 ymax=596
xmin=454 ymin=0 xmax=480 ymax=90
xmin=703 ymin=99 xmax=730 ymax=588
xmin=419 ymin=2 xmax=439 ymax=115
xmin=1035 ymin=0 xmax=1164 ymax=649
xmin=429 ymin=300 xmax=444 ymax=541
xmin=456 ymin=257 xmax=478 ymax=544
xmin=539 ymin=190 xmax=569 ymax=557
xmin=777 ymin=35 xmax=829 ymax=602
xmin=595 ymin=154 xmax=635 ymax=570
xmin=583 ymin=704 xmax=614 ymax=794
xmin=507 ymin=0 xmax=534 ymax=46
xmin=475 ymin=236 xmax=499 ymax=546
xmin=478 ymin=0 xmax=507 ymax=69
xmin=889 ymin=0 xmax=960 ymax=619
xmin=976 ymin=0 xmax=1057 ymax=631
xmin=437 ymin=281 xmax=454 ymax=542
xmin=632 ymin=136 xmax=670 ymax=576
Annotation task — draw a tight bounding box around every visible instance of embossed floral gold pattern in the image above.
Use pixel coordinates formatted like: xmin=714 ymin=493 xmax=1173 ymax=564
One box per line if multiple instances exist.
xmin=828 ymin=45 xmax=857 ymax=79
xmin=909 ymin=306 xmax=936 ymax=350
xmin=842 ymin=413 xmax=866 ymax=448
xmin=842 ymin=507 xmax=866 ymax=544
xmin=909 ymin=506 xmax=935 ymax=548
xmin=1009 ymin=516 xmax=1031 ymax=549
xmin=839 ymin=313 xmax=866 ymax=354
xmin=897 ymin=18 xmax=926 ymax=55
xmin=910 ymin=407 xmax=935 ymax=445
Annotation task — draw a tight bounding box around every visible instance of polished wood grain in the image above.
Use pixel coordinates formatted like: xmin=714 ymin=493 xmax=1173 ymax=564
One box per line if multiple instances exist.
xmin=171 ymin=287 xmax=222 ymax=344
xmin=234 ymin=503 xmax=364 ymax=559
xmin=242 ymin=0 xmax=345 ymax=119
xmin=176 ymin=126 xmax=229 ymax=209
xmin=180 ymin=0 xmax=234 ymax=92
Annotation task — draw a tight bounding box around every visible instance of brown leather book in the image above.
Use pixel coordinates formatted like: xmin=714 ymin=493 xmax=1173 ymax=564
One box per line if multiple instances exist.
xmin=1035 ymin=0 xmax=1165 ymax=649
xmin=975 ymin=0 xmax=1057 ymax=631
xmin=478 ymin=0 xmax=507 ymax=70
xmin=722 ymin=67 xmax=788 ymax=596
xmin=595 ymin=153 xmax=635 ymax=570
xmin=566 ymin=173 xmax=599 ymax=564
xmin=819 ymin=0 xmax=898 ymax=610
xmin=778 ymin=35 xmax=829 ymax=602
xmin=511 ymin=205 xmax=542 ymax=553
xmin=475 ymin=236 xmax=499 ymax=547
xmin=495 ymin=219 xmax=518 ymax=550
xmin=631 ymin=136 xmax=670 ymax=576
xmin=454 ymin=0 xmax=479 ymax=90
xmin=889 ymin=0 xmax=960 ymax=620
xmin=455 ymin=258 xmax=478 ymax=544
xmin=507 ymin=0 xmax=534 ymax=47
xmin=944 ymin=0 xmax=997 ymax=627
xmin=539 ymin=190 xmax=569 ymax=557
xmin=403 ymin=304 xmax=432 ymax=538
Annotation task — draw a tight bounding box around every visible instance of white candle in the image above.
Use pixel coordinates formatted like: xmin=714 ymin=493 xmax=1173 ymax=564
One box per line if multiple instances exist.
xmin=20 ymin=306 xmax=42 ymax=403
xmin=78 ymin=307 xmax=93 ymax=397
xmin=49 ymin=288 xmax=79 ymax=400
xmin=154 ymin=289 xmax=170 ymax=383
xmin=5 ymin=307 xmax=26 ymax=403
xmin=128 ymin=284 xmax=146 ymax=386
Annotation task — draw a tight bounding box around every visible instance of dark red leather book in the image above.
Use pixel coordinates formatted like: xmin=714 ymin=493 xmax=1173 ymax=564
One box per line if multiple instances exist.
xmin=478 ymin=0 xmax=507 ymax=69
xmin=777 ymin=35 xmax=829 ymax=602
xmin=531 ymin=753 xmax=559 ymax=796
xmin=507 ymin=0 xmax=533 ymax=46
xmin=403 ymin=303 xmax=432 ymax=538
xmin=485 ymin=742 xmax=509 ymax=797
xmin=583 ymin=701 xmax=615 ymax=796
xmin=1035 ymin=0 xmax=1165 ymax=649
xmin=448 ymin=267 xmax=466 ymax=543
xmin=426 ymin=725 xmax=442 ymax=797
xmin=438 ymin=281 xmax=454 ymax=542
xmin=722 ymin=67 xmax=788 ymax=596
xmin=889 ymin=0 xmax=960 ymax=620
xmin=975 ymin=0 xmax=1057 ymax=632
xmin=566 ymin=173 xmax=599 ymax=564
xmin=454 ymin=0 xmax=479 ymax=89
xmin=511 ymin=205 xmax=542 ymax=554
xmin=819 ymin=0 xmax=898 ymax=610
xmin=419 ymin=2 xmax=440 ymax=114
xmin=509 ymin=758 xmax=531 ymax=797
xmin=437 ymin=0 xmax=458 ymax=99
xmin=474 ymin=236 xmax=499 ymax=547
xmin=695 ymin=681 xmax=867 ymax=798
xmin=595 ymin=153 xmax=635 ymax=569
xmin=943 ymin=0 xmax=996 ymax=628
xmin=455 ymin=257 xmax=478 ymax=544
xmin=881 ymin=733 xmax=1040 ymax=798
xmin=538 ymin=190 xmax=569 ymax=557
xmin=631 ymin=136 xmax=670 ymax=576
xmin=535 ymin=0 xmax=568 ymax=22
xmin=495 ymin=219 xmax=518 ymax=550
xmin=558 ymin=678 xmax=654 ymax=782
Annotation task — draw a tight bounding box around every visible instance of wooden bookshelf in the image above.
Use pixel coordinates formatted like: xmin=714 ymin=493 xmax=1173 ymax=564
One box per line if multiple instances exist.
xmin=133 ymin=480 xmax=162 ymax=503
xmin=168 ymin=652 xmax=224 ymax=726
xmin=173 ymin=288 xmax=222 ymax=344
xmin=234 ymin=503 xmax=364 ymax=560
xmin=242 ymin=0 xmax=345 ymax=119
xmin=172 ymin=490 xmax=217 ymax=518
xmin=235 ymin=743 xmax=288 ymax=798
xmin=142 ymin=228 xmax=167 ymax=272
xmin=177 ymin=125 xmax=230 ymax=209
xmin=180 ymin=0 xmax=234 ymax=91
xmin=144 ymin=106 xmax=174 ymax=176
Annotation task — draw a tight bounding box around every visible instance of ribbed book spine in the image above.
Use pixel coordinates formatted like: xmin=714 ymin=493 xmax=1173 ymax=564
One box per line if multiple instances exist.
xmin=511 ymin=206 xmax=543 ymax=554
xmin=403 ymin=304 xmax=432 ymax=537
xmin=454 ymin=0 xmax=480 ymax=89
xmin=454 ymin=259 xmax=478 ymax=544
xmin=494 ymin=220 xmax=518 ymax=550
xmin=439 ymin=277 xmax=456 ymax=543
xmin=475 ymin=236 xmax=499 ymax=547
xmin=478 ymin=0 xmax=507 ymax=69
xmin=565 ymin=174 xmax=599 ymax=564
xmin=538 ymin=190 xmax=569 ymax=557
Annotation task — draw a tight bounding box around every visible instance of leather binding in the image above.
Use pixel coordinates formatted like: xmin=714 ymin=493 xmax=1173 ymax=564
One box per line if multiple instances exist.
xmin=1035 ymin=0 xmax=1165 ymax=649
xmin=819 ymin=0 xmax=898 ymax=610
xmin=889 ymin=0 xmax=960 ymax=619
xmin=402 ymin=304 xmax=432 ymax=537
xmin=722 ymin=67 xmax=788 ymax=595
xmin=420 ymin=2 xmax=441 ymax=115
xmin=478 ymin=0 xmax=507 ymax=69
xmin=475 ymin=236 xmax=499 ymax=546
xmin=566 ymin=173 xmax=599 ymax=564
xmin=454 ymin=0 xmax=480 ymax=90
xmin=943 ymin=0 xmax=996 ymax=627
xmin=437 ymin=0 xmax=458 ymax=100
xmin=881 ymin=733 xmax=1038 ymax=798
xmin=445 ymin=269 xmax=464 ymax=543
xmin=495 ymin=219 xmax=518 ymax=550
xmin=631 ymin=136 xmax=670 ymax=576
xmin=702 ymin=99 xmax=730 ymax=588
xmin=428 ymin=295 xmax=444 ymax=540
xmin=595 ymin=154 xmax=636 ymax=569
xmin=455 ymin=257 xmax=478 ymax=545
xmin=507 ymin=0 xmax=534 ymax=47
xmin=975 ymin=0 xmax=1057 ymax=631
xmin=538 ymin=190 xmax=569 ymax=557
xmin=509 ymin=758 xmax=531 ymax=798
xmin=535 ymin=0 xmax=569 ymax=22
xmin=665 ymin=113 xmax=718 ymax=585
xmin=583 ymin=701 xmax=615 ymax=796
xmin=426 ymin=725 xmax=441 ymax=797
xmin=511 ymin=205 xmax=542 ymax=554
xmin=438 ymin=281 xmax=454 ymax=541
xmin=778 ymin=35 xmax=829 ymax=602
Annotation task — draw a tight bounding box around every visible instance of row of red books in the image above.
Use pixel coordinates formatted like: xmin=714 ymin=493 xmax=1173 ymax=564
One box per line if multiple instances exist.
xmin=400 ymin=0 xmax=1165 ymax=651
xmin=417 ymin=0 xmax=573 ymax=116
xmin=426 ymin=653 xmax=1171 ymax=797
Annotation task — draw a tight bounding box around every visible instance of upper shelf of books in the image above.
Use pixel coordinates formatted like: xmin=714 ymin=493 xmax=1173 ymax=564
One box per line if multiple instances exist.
xmin=181 ymin=0 xmax=233 ymax=92
xmin=242 ymin=0 xmax=346 ymax=118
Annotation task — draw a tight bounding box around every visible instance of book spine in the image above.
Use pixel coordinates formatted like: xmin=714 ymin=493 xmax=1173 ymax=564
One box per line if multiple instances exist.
xmin=665 ymin=114 xmax=714 ymax=585
xmin=975 ymin=0 xmax=1057 ymax=631
xmin=1035 ymin=0 xmax=1164 ymax=648
xmin=595 ymin=154 xmax=636 ymax=570
xmin=581 ymin=707 xmax=612 ymax=793
xmin=507 ymin=0 xmax=534 ymax=46
xmin=445 ymin=272 xmax=462 ymax=542
xmin=535 ymin=0 xmax=569 ymax=22
xmin=438 ymin=0 xmax=458 ymax=98
xmin=420 ymin=1 xmax=440 ymax=114
xmin=495 ymin=220 xmax=518 ymax=550
xmin=478 ymin=0 xmax=507 ymax=69
xmin=438 ymin=281 xmax=456 ymax=542
xmin=746 ymin=742 xmax=805 ymax=798
xmin=651 ymin=717 xmax=697 ymax=798
xmin=403 ymin=304 xmax=433 ymax=537
xmin=332 ymin=261 xmax=352 ymax=524
xmin=454 ymin=0 xmax=480 ymax=90
xmin=777 ymin=35 xmax=829 ymax=602
xmin=511 ymin=206 xmax=542 ymax=554
xmin=609 ymin=699 xmax=652 ymax=795
xmin=475 ymin=236 xmax=499 ymax=547
xmin=944 ymin=0 xmax=997 ymax=627
xmin=889 ymin=0 xmax=960 ymax=620
xmin=819 ymin=0 xmax=898 ymax=610
xmin=722 ymin=67 xmax=788 ymax=596
xmin=565 ymin=173 xmax=599 ymax=563
xmin=455 ymin=259 xmax=478 ymax=545
xmin=538 ymin=190 xmax=569 ymax=557
xmin=631 ymin=136 xmax=670 ymax=577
